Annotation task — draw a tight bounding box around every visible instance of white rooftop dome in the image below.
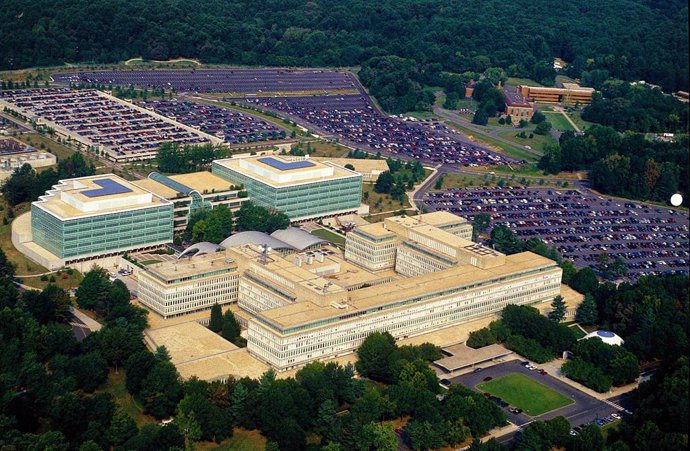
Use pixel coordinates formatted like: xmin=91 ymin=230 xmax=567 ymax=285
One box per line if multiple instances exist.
xmin=582 ymin=330 xmax=624 ymax=346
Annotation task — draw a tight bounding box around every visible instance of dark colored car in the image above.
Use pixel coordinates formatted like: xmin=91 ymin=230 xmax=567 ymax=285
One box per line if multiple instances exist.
xmin=483 ymin=376 xmax=493 ymax=382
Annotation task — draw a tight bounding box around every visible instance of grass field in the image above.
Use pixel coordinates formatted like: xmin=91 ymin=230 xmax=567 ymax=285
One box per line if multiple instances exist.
xmin=569 ymin=324 xmax=587 ymax=339
xmin=101 ymin=370 xmax=156 ymax=427
xmin=297 ymin=140 xmax=351 ymax=158
xmin=311 ymin=228 xmax=346 ymax=247
xmin=543 ymin=112 xmax=576 ymax=132
xmin=18 ymin=270 xmax=83 ymax=290
xmin=477 ymin=373 xmax=573 ymax=416
xmin=361 ymin=183 xmax=408 ymax=214
xmin=203 ymin=429 xmax=267 ymax=451
xmin=442 ymin=120 xmax=538 ymax=161
xmin=506 ymin=77 xmax=543 ymax=87
xmin=568 ymin=110 xmax=595 ymax=131
xmin=496 ymin=130 xmax=557 ymax=153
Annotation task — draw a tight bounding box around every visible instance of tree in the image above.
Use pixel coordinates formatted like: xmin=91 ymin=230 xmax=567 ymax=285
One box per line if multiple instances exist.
xmin=489 ymin=226 xmax=524 ymax=254
xmin=576 ymin=294 xmax=598 ymax=326
xmin=530 ymin=110 xmax=546 ymax=124
xmin=221 ymin=310 xmax=241 ymax=342
xmin=315 ymin=399 xmax=341 ymax=444
xmin=534 ymin=121 xmax=552 ymax=135
xmin=569 ymin=267 xmax=599 ymax=295
xmin=356 ymin=332 xmax=397 ymax=383
xmin=139 ymin=361 xmax=183 ymax=419
xmin=548 ymin=295 xmax=567 ymax=322
xmin=357 ymin=422 xmax=397 ymax=451
xmin=107 ymin=412 xmax=138 ymax=446
xmin=374 ymin=171 xmax=394 ymax=194
xmin=209 ymin=303 xmax=223 ymax=332
xmin=473 ymin=212 xmax=491 ymax=233
xmin=405 ymin=420 xmax=444 ymax=450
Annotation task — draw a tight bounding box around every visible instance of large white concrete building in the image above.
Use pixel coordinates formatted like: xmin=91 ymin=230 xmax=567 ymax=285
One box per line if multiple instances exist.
xmin=138 ymin=247 xmax=240 ymax=318
xmin=136 ymin=212 xmax=562 ymax=373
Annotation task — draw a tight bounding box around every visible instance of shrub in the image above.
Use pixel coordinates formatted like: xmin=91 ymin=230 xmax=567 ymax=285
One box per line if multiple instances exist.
xmin=467 ymin=328 xmax=497 ymax=348
xmin=561 ymin=359 xmax=612 ymax=392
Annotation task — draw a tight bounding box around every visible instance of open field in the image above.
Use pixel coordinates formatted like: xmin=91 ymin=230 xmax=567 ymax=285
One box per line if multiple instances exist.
xmin=506 ymin=77 xmax=543 ymax=87
xmin=311 ymin=228 xmax=346 ymax=247
xmin=543 ymin=112 xmax=576 ymax=131
xmin=15 ymin=132 xmax=97 ymax=165
xmin=198 ymin=429 xmax=267 ymax=451
xmin=442 ymin=120 xmax=538 ymax=161
xmin=101 ymin=370 xmax=156 ymax=427
xmin=496 ymin=130 xmax=557 ymax=153
xmin=18 ymin=269 xmax=83 ymax=291
xmin=568 ymin=110 xmax=595 ymax=130
xmin=362 ymin=183 xmax=408 ymax=214
xmin=477 ymin=373 xmax=574 ymax=416
xmin=296 ymin=140 xmax=351 ymax=158
xmin=0 ymin=201 xmax=50 ymax=275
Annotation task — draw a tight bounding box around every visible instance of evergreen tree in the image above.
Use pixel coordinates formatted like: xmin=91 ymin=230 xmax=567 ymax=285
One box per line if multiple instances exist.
xmin=548 ymin=295 xmax=567 ymax=322
xmin=209 ymin=303 xmax=223 ymax=332
xmin=221 ymin=310 xmax=241 ymax=342
xmin=575 ymin=294 xmax=598 ymax=326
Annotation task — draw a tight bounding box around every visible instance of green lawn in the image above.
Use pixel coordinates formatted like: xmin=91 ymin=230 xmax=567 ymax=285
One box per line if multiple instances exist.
xmin=477 ymin=373 xmax=574 ymax=416
xmin=311 ymin=228 xmax=346 ymax=247
xmin=543 ymin=112 xmax=576 ymax=132
xmin=496 ymin=130 xmax=557 ymax=153
xmin=198 ymin=429 xmax=267 ymax=451
xmin=569 ymin=324 xmax=587 ymax=339
xmin=101 ymin=370 xmax=156 ymax=427
xmin=443 ymin=121 xmax=538 ymax=161
xmin=140 ymin=259 xmax=162 ymax=266
xmin=568 ymin=110 xmax=596 ymax=131
xmin=506 ymin=77 xmax=543 ymax=87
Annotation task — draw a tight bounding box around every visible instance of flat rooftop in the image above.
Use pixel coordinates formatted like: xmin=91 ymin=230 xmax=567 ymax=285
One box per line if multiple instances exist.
xmin=503 ymin=85 xmax=532 ymax=107
xmin=434 ymin=343 xmax=513 ymax=373
xmin=143 ymin=249 xmax=236 ymax=284
xmin=145 ymin=321 xmax=238 ymax=365
xmin=235 ymin=244 xmax=396 ymax=293
xmin=417 ymin=211 xmax=469 ymax=227
xmin=33 ymin=174 xmax=171 ymax=220
xmin=133 ymin=171 xmax=239 ymax=199
xmin=310 ymin=157 xmax=390 ymax=173
xmin=214 ymin=156 xmax=359 ymax=187
xmin=256 ymin=251 xmax=560 ymax=331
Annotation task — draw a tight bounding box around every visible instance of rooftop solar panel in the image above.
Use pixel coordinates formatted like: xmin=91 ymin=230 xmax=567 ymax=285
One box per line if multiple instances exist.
xmin=258 ymin=157 xmax=316 ymax=171
xmin=81 ymin=178 xmax=134 ymax=197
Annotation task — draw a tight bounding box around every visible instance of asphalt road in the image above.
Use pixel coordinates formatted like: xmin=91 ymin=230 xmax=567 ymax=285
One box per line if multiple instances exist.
xmin=452 ymin=360 xmax=619 ymax=428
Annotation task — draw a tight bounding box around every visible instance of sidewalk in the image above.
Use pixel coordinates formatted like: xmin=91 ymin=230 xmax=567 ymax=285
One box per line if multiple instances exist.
xmin=69 ymin=306 xmax=103 ymax=332
xmin=539 ymin=358 xmax=639 ymax=405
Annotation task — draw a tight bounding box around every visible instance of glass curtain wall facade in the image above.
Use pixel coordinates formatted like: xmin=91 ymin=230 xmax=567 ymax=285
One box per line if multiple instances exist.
xmin=212 ymin=162 xmax=361 ymax=220
xmin=31 ymin=204 xmax=173 ymax=258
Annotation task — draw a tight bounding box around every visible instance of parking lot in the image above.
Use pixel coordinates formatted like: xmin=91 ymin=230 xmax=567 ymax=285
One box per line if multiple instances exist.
xmin=424 ymin=187 xmax=689 ymax=280
xmin=452 ymin=360 xmax=621 ymax=428
xmin=0 ymin=88 xmax=213 ymax=160
xmin=53 ymin=68 xmax=359 ymax=94
xmin=138 ymin=99 xmax=286 ymax=144
xmin=244 ymin=94 xmax=514 ymax=167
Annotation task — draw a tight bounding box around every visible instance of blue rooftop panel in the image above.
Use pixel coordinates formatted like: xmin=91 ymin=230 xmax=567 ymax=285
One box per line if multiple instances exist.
xmin=258 ymin=157 xmax=316 ymax=171
xmin=82 ymin=179 xmax=133 ymax=197
xmin=597 ymin=330 xmax=615 ymax=338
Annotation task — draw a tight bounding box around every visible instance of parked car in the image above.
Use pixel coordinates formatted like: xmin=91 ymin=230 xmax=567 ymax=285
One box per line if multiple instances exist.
xmin=473 ymin=367 xmax=483 ymax=373
xmin=483 ymin=376 xmax=493 ymax=382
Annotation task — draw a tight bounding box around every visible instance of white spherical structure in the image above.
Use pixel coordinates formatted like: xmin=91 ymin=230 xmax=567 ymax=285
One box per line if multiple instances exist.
xmin=582 ymin=330 xmax=624 ymax=346
xmin=670 ymin=193 xmax=683 ymax=207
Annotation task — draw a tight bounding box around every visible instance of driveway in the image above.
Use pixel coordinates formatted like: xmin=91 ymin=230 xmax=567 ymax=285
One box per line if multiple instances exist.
xmin=452 ymin=360 xmax=619 ymax=427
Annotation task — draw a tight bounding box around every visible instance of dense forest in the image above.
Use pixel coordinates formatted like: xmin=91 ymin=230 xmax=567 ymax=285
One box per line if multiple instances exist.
xmin=1 ymin=0 xmax=688 ymax=92
xmin=538 ymin=125 xmax=688 ymax=203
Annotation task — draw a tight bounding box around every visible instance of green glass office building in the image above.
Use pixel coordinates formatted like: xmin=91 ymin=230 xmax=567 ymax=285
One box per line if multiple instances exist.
xmin=212 ymin=157 xmax=362 ymax=221
xmin=30 ymin=175 xmax=174 ymax=261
